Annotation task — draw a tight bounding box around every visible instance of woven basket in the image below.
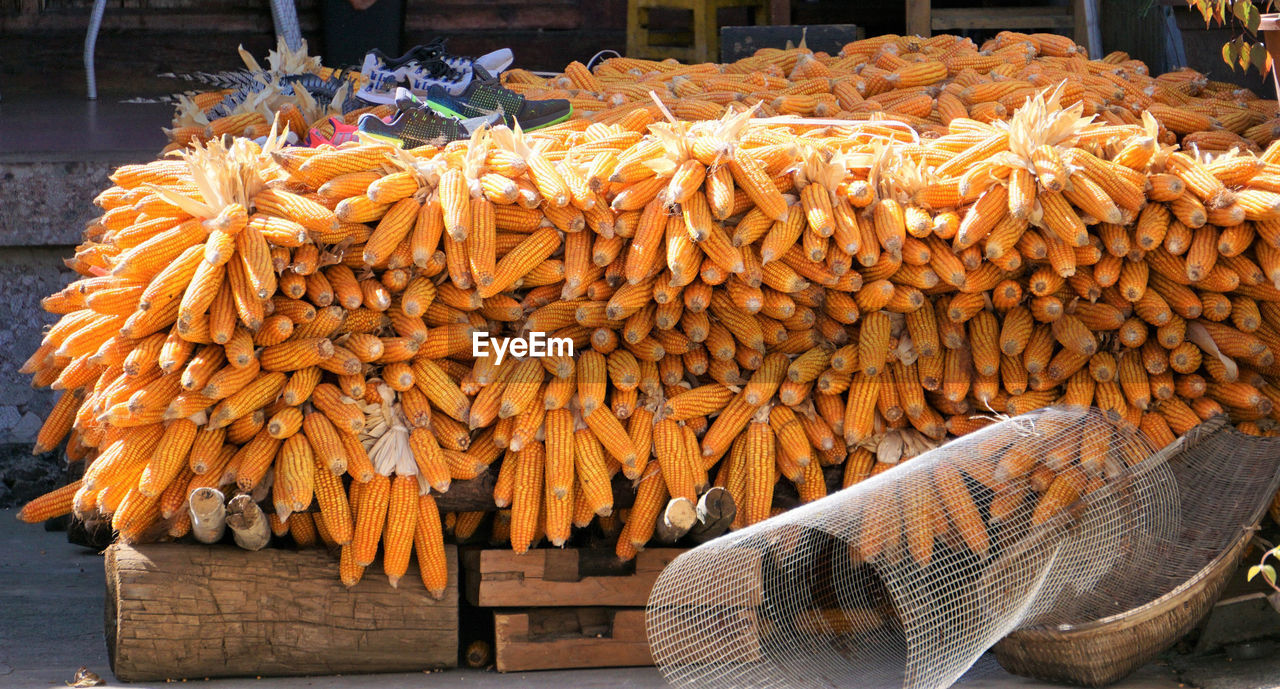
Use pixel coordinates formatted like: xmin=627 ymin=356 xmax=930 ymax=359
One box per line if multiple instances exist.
xmin=991 ymin=528 xmax=1251 ymax=687
xmin=991 ymin=417 xmax=1259 ymax=687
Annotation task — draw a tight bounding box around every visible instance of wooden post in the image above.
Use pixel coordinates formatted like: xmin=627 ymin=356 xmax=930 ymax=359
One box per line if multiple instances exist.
xmin=1072 ymin=0 xmax=1088 ymax=53
xmin=1262 ymin=15 xmax=1280 ymax=101
xmin=626 ymin=0 xmax=645 ymax=60
xmin=105 ymin=543 xmax=458 ymax=681
xmin=768 ymin=0 xmax=789 ymax=25
xmin=694 ymin=0 xmax=713 ymax=64
xmin=906 ymin=0 xmax=931 ymax=38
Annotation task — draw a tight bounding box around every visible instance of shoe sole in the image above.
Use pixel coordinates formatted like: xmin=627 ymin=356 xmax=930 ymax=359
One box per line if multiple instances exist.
xmin=355 ymin=86 xmax=397 ymax=105
xmin=358 ymin=129 xmax=408 ymax=148
xmin=424 ymin=101 xmax=573 ymax=131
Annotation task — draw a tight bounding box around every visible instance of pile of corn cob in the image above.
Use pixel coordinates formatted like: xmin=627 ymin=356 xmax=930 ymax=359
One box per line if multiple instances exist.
xmin=18 ymin=33 xmax=1280 ymax=595
xmin=173 ymin=33 xmax=1280 ymax=155
xmin=510 ymin=31 xmax=1280 ymax=151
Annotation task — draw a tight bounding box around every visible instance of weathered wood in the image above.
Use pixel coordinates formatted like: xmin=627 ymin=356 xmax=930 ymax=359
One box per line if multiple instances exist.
xmin=464 ymin=547 xmax=684 ymax=607
xmin=433 ymin=469 xmax=637 ymax=512
xmin=930 ymin=7 xmax=1074 ymax=31
xmin=105 ymin=543 xmax=458 ymax=681
xmin=433 ymin=468 xmax=500 ymax=511
xmin=905 ymin=0 xmax=929 ymax=37
xmin=493 ymin=608 xmax=653 ymax=671
xmin=405 ymin=1 xmax=582 ymax=31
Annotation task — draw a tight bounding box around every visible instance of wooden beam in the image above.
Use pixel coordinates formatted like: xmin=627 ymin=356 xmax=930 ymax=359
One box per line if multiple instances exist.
xmin=463 ymin=547 xmax=684 ymax=607
xmin=404 ymin=4 xmax=581 ymax=31
xmin=105 ymin=544 xmax=458 ymax=681
xmin=494 ymin=608 xmax=654 ymax=672
xmin=432 ymin=470 xmax=638 ymax=512
xmin=0 ymin=12 xmax=294 ymax=32
xmin=931 ymin=7 xmax=1073 ymax=31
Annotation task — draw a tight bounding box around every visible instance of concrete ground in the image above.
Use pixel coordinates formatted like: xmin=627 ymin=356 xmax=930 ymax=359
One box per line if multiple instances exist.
xmin=1 ymin=508 xmax=1275 ymax=689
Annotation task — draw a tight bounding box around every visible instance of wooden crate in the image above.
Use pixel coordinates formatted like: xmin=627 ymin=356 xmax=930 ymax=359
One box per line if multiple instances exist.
xmin=493 ymin=607 xmax=653 ymax=672
xmin=105 ymin=543 xmax=458 ymax=681
xmin=463 ymin=547 xmax=685 ymax=607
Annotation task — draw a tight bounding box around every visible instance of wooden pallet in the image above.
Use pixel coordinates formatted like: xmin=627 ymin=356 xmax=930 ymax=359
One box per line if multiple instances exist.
xmin=493 ymin=607 xmax=653 ymax=671
xmin=106 ymin=543 xmax=458 ymax=681
xmin=463 ymin=547 xmax=685 ymax=607
xmin=464 ymin=547 xmax=688 ymax=671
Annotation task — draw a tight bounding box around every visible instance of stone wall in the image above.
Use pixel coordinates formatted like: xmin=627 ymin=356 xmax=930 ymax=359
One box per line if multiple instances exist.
xmin=0 ymin=153 xmax=153 ymax=506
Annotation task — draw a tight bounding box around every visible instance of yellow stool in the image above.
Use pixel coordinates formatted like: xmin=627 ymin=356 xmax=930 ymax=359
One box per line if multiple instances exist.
xmin=627 ymin=0 xmax=771 ymax=64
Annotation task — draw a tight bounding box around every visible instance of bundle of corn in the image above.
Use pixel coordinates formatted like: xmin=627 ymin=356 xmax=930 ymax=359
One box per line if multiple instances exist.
xmin=18 ymin=39 xmax=1280 ymax=591
xmin=507 ymin=32 xmax=1280 ymax=151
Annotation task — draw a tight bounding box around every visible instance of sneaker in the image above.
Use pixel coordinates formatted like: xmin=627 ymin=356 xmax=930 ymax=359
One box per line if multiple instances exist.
xmin=356 ymin=40 xmax=515 ymax=104
xmin=414 ymin=38 xmax=514 ymax=83
xmin=307 ymin=116 xmax=366 ymax=147
xmin=424 ymin=66 xmax=572 ymax=131
xmin=358 ymin=88 xmax=501 ymax=148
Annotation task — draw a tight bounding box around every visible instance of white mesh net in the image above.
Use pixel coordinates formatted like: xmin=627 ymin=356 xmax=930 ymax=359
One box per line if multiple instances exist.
xmin=645 ymin=407 xmax=1280 ymax=689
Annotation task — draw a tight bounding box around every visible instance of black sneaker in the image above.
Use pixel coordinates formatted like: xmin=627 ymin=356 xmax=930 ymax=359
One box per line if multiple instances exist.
xmin=412 ymin=39 xmax=514 ymax=85
xmin=356 ymin=40 xmax=514 ymax=104
xmin=358 ymin=88 xmax=501 ymax=148
xmin=424 ymin=65 xmax=572 ymax=131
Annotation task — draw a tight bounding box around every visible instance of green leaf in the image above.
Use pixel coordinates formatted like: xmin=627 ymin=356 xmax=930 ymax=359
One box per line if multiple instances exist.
xmin=1225 ymin=36 xmax=1245 ymax=69
xmin=1264 ymin=565 xmax=1277 ymax=587
xmin=1218 ymin=0 xmax=1229 ymax=24
xmin=1252 ymin=40 xmax=1270 ymax=72
xmin=1250 ymin=564 xmax=1263 ymax=581
xmin=1235 ymin=0 xmax=1251 ymax=23
xmin=1246 ymin=3 xmax=1262 ymax=33
xmin=1241 ymin=41 xmax=1253 ymax=69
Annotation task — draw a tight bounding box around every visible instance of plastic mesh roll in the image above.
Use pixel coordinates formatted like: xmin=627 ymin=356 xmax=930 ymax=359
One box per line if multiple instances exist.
xmin=645 ymin=407 xmax=1280 ymax=689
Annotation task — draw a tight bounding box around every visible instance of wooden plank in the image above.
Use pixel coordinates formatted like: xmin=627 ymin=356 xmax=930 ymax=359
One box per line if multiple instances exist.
xmin=931 ymin=7 xmax=1073 ymax=31
xmin=464 ymin=547 xmax=685 ymax=607
xmin=494 ymin=608 xmax=654 ymax=671
xmin=580 ymin=0 xmax=626 ymax=29
xmin=106 ymin=543 xmax=458 ymax=681
xmin=0 ymin=11 xmax=292 ymax=31
xmin=405 ymin=2 xmax=581 ymax=31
